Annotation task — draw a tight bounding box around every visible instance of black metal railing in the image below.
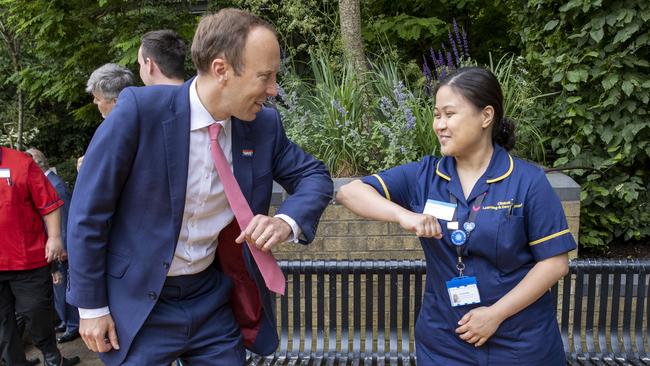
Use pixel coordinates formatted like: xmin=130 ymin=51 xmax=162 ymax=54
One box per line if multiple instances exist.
xmin=245 ymin=259 xmax=650 ymax=365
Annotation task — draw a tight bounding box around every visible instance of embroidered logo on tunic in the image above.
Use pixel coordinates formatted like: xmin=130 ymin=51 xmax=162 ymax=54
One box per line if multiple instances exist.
xmin=481 ymin=202 xmax=524 ymax=211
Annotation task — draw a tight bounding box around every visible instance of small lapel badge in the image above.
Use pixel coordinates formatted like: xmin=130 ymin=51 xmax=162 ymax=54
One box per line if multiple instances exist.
xmin=242 ymin=149 xmax=254 ymax=157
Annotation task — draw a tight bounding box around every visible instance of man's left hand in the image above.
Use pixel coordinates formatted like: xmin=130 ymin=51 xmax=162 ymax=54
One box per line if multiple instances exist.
xmin=236 ymin=215 xmax=292 ymax=252
xmin=45 ymin=236 xmax=64 ymax=263
xmin=52 ymin=271 xmax=63 ymax=285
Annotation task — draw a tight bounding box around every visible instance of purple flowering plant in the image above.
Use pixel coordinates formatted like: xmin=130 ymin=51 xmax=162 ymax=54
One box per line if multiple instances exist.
xmin=422 ymin=18 xmax=473 ymax=94
xmin=366 ymin=49 xmax=442 ymax=169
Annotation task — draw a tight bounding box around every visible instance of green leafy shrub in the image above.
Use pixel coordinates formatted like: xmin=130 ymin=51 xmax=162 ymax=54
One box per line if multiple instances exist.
xmin=222 ymin=0 xmax=342 ymax=70
xmin=507 ymin=0 xmax=650 ymax=251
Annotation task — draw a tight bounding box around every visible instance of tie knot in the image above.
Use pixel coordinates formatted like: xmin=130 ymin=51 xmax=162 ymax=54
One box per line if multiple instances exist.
xmin=208 ymin=123 xmax=223 ymax=141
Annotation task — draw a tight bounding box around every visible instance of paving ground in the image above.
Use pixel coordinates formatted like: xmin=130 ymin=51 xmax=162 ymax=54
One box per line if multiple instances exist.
xmin=25 ymin=336 xmax=101 ymax=366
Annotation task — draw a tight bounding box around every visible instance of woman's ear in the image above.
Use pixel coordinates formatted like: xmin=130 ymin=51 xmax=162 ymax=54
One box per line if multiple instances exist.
xmin=482 ymin=106 xmax=495 ymax=129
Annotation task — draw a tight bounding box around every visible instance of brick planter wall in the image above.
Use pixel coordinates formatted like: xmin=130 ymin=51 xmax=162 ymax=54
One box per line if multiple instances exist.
xmin=271 ymin=172 xmax=580 ymax=260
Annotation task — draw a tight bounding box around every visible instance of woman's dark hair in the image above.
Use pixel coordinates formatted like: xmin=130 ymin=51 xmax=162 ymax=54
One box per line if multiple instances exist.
xmin=434 ymin=66 xmax=516 ymax=151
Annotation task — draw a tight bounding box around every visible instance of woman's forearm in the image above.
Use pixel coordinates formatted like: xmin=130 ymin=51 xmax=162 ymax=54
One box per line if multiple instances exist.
xmin=336 ymin=179 xmax=410 ymax=223
xmin=491 ymin=253 xmax=569 ymax=321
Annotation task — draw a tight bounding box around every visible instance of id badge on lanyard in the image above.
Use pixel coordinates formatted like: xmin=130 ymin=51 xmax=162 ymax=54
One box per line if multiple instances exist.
xmin=445 ymin=192 xmax=486 ymax=307
xmin=446 ymin=276 xmax=480 ymax=307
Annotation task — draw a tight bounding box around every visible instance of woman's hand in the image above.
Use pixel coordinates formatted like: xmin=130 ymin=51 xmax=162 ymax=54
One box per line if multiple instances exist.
xmin=397 ymin=211 xmax=442 ymax=239
xmin=455 ymin=306 xmax=505 ymax=347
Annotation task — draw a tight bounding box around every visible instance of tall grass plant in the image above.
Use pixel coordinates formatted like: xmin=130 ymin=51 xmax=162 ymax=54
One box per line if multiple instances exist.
xmin=276 ymin=50 xmax=549 ymax=177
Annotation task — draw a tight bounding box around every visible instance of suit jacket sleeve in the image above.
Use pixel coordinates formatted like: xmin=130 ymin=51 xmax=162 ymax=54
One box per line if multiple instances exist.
xmin=270 ymin=111 xmax=333 ymax=243
xmin=51 ymin=175 xmax=71 ymax=251
xmin=66 ymin=88 xmax=140 ymax=309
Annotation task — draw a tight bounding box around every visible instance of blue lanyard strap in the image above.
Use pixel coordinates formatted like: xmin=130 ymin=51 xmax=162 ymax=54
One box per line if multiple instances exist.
xmin=450 ymin=192 xmax=486 ymax=227
xmin=449 ymin=192 xmax=487 ymax=276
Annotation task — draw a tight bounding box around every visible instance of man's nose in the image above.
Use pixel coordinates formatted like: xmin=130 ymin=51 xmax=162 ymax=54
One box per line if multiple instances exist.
xmin=267 ymin=83 xmax=278 ymax=97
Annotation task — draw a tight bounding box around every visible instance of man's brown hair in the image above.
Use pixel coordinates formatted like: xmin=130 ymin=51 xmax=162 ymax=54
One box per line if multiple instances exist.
xmin=191 ymin=8 xmax=276 ymax=75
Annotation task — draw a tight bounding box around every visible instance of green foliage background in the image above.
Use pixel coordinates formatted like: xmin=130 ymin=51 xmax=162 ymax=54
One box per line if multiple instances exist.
xmin=0 ymin=0 xmax=648 ymax=251
xmin=0 ymin=0 xmax=199 ymax=183
xmin=507 ymin=0 xmax=650 ymax=251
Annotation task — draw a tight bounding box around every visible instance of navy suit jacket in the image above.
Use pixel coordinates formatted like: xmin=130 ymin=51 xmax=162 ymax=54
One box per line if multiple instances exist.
xmin=47 ymin=172 xmax=70 ymax=250
xmin=47 ymin=172 xmax=71 ymax=273
xmin=67 ymin=79 xmax=333 ymax=365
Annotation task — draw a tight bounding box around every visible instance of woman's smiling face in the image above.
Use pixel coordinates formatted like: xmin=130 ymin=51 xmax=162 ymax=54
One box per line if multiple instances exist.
xmin=434 ymin=85 xmax=491 ymax=158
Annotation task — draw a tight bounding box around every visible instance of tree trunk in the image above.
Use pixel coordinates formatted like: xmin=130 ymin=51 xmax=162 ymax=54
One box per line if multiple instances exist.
xmin=339 ymin=0 xmax=367 ymax=73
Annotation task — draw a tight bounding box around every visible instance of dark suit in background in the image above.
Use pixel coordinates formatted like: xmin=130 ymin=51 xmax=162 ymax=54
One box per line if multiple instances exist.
xmin=45 ymin=170 xmax=79 ymax=338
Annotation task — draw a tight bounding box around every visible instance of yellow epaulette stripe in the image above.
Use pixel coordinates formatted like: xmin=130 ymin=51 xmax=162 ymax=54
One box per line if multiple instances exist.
xmin=435 ymin=160 xmax=451 ymax=181
xmin=486 ymin=154 xmax=514 ymax=183
xmin=529 ymin=229 xmax=571 ymax=246
xmin=372 ymin=174 xmax=391 ymax=201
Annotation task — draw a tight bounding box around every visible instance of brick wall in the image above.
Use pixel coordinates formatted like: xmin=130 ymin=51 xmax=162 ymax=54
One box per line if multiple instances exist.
xmin=272 ymin=172 xmax=580 ymax=261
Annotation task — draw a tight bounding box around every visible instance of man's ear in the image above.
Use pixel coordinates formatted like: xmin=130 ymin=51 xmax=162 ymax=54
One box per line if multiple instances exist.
xmin=210 ymin=58 xmax=229 ymax=82
xmin=481 ymin=105 xmax=495 ymax=129
xmin=147 ymin=57 xmax=155 ymax=75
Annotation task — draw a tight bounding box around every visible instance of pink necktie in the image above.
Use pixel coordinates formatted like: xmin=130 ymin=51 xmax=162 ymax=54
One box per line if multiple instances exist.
xmin=208 ymin=123 xmax=286 ymax=295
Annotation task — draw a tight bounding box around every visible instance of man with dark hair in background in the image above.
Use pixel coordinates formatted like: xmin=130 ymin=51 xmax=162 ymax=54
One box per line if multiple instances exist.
xmin=138 ymin=29 xmax=186 ymax=86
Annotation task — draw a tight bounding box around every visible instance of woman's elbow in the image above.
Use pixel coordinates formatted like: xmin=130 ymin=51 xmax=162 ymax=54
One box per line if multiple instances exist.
xmin=553 ymin=254 xmax=570 ymax=278
xmin=336 ymin=181 xmax=354 ymax=205
xmin=540 ymin=253 xmax=570 ymax=280
xmin=559 ymin=261 xmax=569 ymax=278
xmin=336 ymin=180 xmax=363 ymax=205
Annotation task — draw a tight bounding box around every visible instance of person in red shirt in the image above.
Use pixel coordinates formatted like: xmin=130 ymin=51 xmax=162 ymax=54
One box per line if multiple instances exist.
xmin=0 ymin=146 xmax=79 ymax=366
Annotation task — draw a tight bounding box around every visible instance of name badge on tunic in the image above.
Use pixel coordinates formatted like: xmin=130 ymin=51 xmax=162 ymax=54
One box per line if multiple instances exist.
xmin=446 ymin=276 xmax=481 ymax=307
xmin=0 ymin=168 xmax=10 ymax=178
xmin=423 ymin=199 xmax=456 ymax=221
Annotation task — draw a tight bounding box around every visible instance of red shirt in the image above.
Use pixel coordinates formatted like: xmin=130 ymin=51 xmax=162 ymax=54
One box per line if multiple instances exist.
xmin=0 ymin=147 xmax=63 ymax=270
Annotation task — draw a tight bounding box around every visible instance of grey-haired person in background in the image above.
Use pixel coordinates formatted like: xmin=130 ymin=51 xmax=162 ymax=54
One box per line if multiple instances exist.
xmin=78 ymin=63 xmax=135 ymax=171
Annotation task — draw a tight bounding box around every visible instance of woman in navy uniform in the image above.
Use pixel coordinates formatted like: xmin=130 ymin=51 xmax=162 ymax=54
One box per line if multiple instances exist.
xmin=337 ymin=67 xmax=575 ymax=365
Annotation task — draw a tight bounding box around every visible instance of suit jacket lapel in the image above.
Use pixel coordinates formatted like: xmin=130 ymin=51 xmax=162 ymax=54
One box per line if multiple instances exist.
xmin=231 ymin=118 xmax=254 ymax=205
xmin=162 ymin=81 xmax=191 ymax=239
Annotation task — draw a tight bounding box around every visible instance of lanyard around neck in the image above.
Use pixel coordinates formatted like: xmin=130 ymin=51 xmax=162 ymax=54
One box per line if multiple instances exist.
xmin=448 ymin=192 xmax=487 ymax=276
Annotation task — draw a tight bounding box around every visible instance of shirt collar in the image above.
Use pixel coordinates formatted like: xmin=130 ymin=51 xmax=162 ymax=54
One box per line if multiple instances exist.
xmin=45 ymin=168 xmax=55 ymax=176
xmin=435 ymin=143 xmax=514 ymax=184
xmin=189 ymin=78 xmax=231 ymax=135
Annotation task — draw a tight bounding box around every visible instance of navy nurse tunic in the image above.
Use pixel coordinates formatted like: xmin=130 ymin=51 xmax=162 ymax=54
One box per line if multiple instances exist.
xmin=360 ymin=144 xmax=576 ymax=365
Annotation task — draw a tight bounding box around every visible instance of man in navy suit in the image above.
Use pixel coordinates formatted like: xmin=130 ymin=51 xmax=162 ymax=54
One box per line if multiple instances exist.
xmin=66 ymin=8 xmax=332 ymax=366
